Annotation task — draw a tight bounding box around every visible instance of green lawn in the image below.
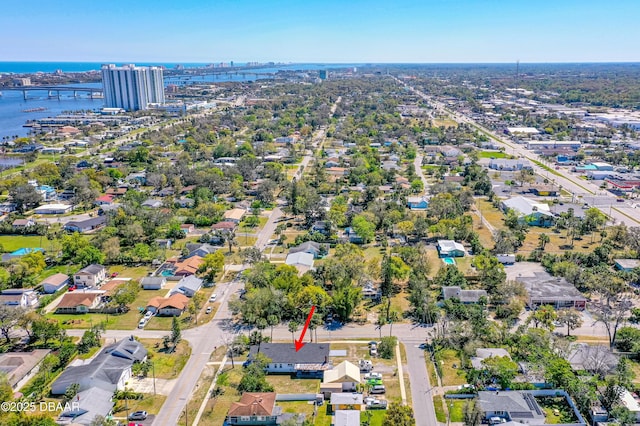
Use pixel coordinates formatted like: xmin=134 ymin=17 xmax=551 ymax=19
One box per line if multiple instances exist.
xmin=478 ymin=150 xmax=508 ymax=159
xmin=433 ymin=395 xmax=446 ymax=422
xmin=113 ymin=394 xmax=166 ymax=416
xmin=0 ymin=235 xmax=60 ymax=252
xmin=139 ymin=339 xmax=191 ymax=379
xmin=266 ymin=375 xmax=320 ymax=394
xmin=434 ymin=349 xmax=467 ymax=386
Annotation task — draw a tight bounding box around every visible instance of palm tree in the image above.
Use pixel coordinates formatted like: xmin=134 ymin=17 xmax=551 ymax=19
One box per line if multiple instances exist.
xmin=267 ymin=314 xmax=279 ymax=341
xmin=538 ymin=233 xmax=550 ymax=250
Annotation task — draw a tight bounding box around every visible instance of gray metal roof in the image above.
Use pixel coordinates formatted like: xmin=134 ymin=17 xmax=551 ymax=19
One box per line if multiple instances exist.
xmin=249 ymin=343 xmax=330 ymax=365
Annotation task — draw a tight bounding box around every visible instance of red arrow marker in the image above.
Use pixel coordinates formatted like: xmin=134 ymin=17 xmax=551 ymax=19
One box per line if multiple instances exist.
xmin=294 ymin=305 xmax=316 ymax=352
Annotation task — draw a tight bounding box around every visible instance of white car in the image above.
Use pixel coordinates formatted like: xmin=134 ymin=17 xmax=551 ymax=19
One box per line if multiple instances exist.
xmin=144 ymin=311 xmax=153 ymax=320
xmin=364 ymin=372 xmax=383 ymax=380
xmin=209 ymin=294 xmax=217 ymax=302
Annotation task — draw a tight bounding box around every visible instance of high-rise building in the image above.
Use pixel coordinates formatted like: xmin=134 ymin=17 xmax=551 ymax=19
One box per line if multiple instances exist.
xmin=101 ymin=64 xmax=165 ymax=111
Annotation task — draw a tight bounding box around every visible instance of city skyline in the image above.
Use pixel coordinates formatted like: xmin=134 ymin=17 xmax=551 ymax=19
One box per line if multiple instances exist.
xmin=2 ymin=0 xmax=640 ymax=63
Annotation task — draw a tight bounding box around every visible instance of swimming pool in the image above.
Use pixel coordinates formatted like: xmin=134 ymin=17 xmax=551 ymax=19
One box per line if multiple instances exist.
xmin=11 ymin=247 xmax=44 ymax=256
xmin=442 ymin=257 xmax=456 ymax=265
xmin=160 ymin=269 xmax=175 ymax=277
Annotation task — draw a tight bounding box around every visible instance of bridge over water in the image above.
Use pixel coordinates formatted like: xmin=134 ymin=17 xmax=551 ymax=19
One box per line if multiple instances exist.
xmin=0 ymin=86 xmax=102 ymax=100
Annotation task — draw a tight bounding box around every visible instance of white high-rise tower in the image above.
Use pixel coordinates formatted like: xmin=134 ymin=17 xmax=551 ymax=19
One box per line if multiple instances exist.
xmin=101 ymin=64 xmax=165 ymax=111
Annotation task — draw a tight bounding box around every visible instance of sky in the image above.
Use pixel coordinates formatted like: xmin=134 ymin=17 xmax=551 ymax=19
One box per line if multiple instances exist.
xmin=1 ymin=0 xmax=639 ymax=63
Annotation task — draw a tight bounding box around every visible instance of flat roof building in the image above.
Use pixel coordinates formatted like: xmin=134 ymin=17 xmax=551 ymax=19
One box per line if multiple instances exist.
xmin=101 ymin=64 xmax=165 ymax=111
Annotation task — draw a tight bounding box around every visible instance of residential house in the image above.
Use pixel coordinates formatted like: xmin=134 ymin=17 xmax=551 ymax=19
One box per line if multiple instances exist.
xmin=140 ymin=276 xmax=167 ymax=290
xmin=34 ymin=203 xmax=73 ymax=214
xmin=322 ymin=361 xmax=361 ymax=393
xmin=381 ymin=160 xmax=399 ymax=171
xmin=329 ymin=393 xmax=364 ymax=412
xmin=361 ymin=283 xmax=381 ymax=300
xmin=57 ymin=386 xmax=114 ymax=426
xmin=436 ymin=240 xmax=465 ymax=257
xmin=176 ymin=197 xmax=195 ymax=208
xmin=64 ymin=216 xmax=107 ymax=233
xmin=141 ymin=199 xmax=163 ymax=208
xmin=39 ymin=273 xmax=70 ymax=294
xmin=442 ymin=286 xmax=487 ymax=304
xmin=211 ymin=221 xmax=237 ymax=231
xmin=169 ymin=275 xmax=203 ymax=297
xmin=342 ymin=227 xmax=363 ymax=244
xmin=501 ymin=196 xmax=554 ymax=227
xmin=325 ymin=157 xmax=341 ymax=168
xmin=333 ymin=410 xmax=360 ymax=426
xmin=226 ymin=392 xmax=281 ymax=426
xmin=74 ymin=264 xmax=106 ymax=288
xmin=126 ymin=171 xmax=147 ymax=185
xmin=567 ymin=344 xmax=619 ymax=374
xmin=407 ymin=196 xmax=428 ymax=210
xmin=94 ymin=194 xmax=115 ymax=206
xmin=517 ymin=272 xmax=587 ymax=310
xmin=0 ymin=288 xmax=38 ymax=309
xmin=471 ymin=348 xmax=512 ymax=369
xmin=619 ymin=389 xmax=640 ymax=422
xmin=614 ymin=259 xmax=640 ymax=272
xmin=185 ymin=243 xmax=218 ymax=258
xmin=12 ymin=218 xmax=35 ymax=229
xmin=477 ymin=390 xmax=586 ymax=425
xmin=147 ymin=293 xmax=190 ymax=316
xmin=285 ymin=252 xmax=315 ymax=275
xmin=52 ymin=337 xmax=146 ymax=395
xmin=0 ymin=349 xmax=50 ymax=390
xmin=311 ymin=221 xmax=330 ymax=236
xmin=326 ymin=167 xmax=349 ymax=178
xmin=155 ymin=238 xmax=172 ymax=249
xmin=55 ymin=292 xmax=103 ymax=314
xmin=289 ymin=241 xmax=327 ymax=259
xmin=223 ymin=208 xmax=246 ymax=223
xmin=496 ymin=254 xmax=516 ymax=265
xmin=105 ymin=187 xmax=128 ymax=197
xmin=247 ymin=343 xmax=331 ymax=377
xmin=180 ymin=223 xmax=195 ymax=234
xmin=173 ymin=256 xmax=204 ymax=277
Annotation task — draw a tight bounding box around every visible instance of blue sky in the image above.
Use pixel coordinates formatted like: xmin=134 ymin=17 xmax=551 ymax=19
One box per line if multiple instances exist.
xmin=2 ymin=0 xmax=639 ymax=63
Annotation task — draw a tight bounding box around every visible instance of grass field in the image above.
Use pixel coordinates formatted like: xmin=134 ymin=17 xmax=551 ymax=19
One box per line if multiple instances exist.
xmin=471 ymin=211 xmax=495 ymax=248
xmin=476 ymin=199 xmax=506 ymax=231
xmin=113 ymin=394 xmax=166 ymax=417
xmin=0 ymin=235 xmax=61 ymax=252
xmin=434 ymin=349 xmax=467 ymax=386
xmin=140 ymin=338 xmax=191 ymax=380
xmin=519 ymin=228 xmax=600 ymax=255
xmin=478 ymin=151 xmax=509 ymax=159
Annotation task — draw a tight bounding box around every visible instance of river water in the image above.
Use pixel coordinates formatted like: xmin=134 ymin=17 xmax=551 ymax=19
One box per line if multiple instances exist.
xmin=0 ymin=63 xmax=355 ymax=139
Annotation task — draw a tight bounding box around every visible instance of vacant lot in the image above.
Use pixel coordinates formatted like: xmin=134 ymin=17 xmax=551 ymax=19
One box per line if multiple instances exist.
xmin=434 ymin=349 xmax=467 ymax=386
xmin=139 ymin=338 xmax=191 ymax=380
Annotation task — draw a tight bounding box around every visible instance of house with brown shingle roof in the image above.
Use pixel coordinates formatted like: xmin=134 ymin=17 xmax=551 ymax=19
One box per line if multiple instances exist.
xmin=173 ymin=256 xmax=203 ymax=277
xmin=227 ymin=392 xmax=280 ymax=425
xmin=55 ymin=292 xmax=103 ymax=314
xmin=146 ymin=293 xmax=190 ymax=316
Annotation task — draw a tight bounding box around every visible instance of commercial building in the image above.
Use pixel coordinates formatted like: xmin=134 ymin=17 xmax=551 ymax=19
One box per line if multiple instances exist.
xmin=101 ymin=64 xmax=165 ymax=111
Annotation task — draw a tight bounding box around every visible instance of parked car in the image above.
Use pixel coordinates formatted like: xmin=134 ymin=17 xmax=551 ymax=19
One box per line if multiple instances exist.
xmin=144 ymin=311 xmax=153 ymax=320
xmin=206 ymin=306 xmax=212 ymax=314
xmin=359 ymin=360 xmax=373 ymax=372
xmin=138 ymin=319 xmax=146 ymax=329
xmin=369 ymin=385 xmax=386 ymax=394
xmin=128 ymin=410 xmax=147 ymax=420
xmin=209 ymin=293 xmax=217 ymax=302
xmin=364 ymin=372 xmax=382 ymax=380
xmin=111 ymin=272 xmax=119 ymax=278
